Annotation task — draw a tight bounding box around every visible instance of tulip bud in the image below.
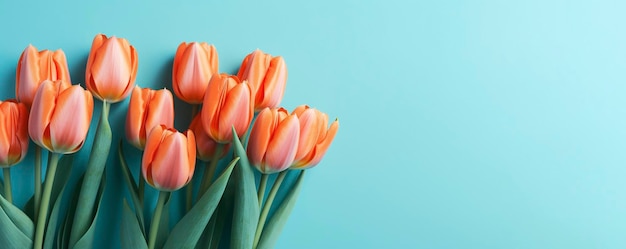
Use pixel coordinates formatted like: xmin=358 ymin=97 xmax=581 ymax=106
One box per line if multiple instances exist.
xmin=142 ymin=125 xmax=196 ymax=191
xmin=0 ymin=100 xmax=29 ymax=167
xmin=237 ymin=49 xmax=287 ymax=112
xmin=201 ymin=74 xmax=253 ymax=144
xmin=16 ymin=45 xmax=71 ymax=107
xmin=247 ymin=107 xmax=300 ymax=174
xmin=290 ymin=105 xmax=339 ymax=169
xmin=189 ymin=114 xmax=229 ymax=161
xmin=172 ymin=42 xmax=219 ymax=104
xmin=125 ymin=86 xmax=175 ymax=150
xmin=29 ymin=80 xmax=94 ymax=154
xmin=85 ymin=34 xmax=138 ymax=103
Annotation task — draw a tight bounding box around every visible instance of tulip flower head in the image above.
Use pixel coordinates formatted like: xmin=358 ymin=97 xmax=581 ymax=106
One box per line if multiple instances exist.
xmin=237 ymin=49 xmax=287 ymax=112
xmin=126 ymin=86 xmax=175 ymax=150
xmin=247 ymin=107 xmax=300 ymax=174
xmin=0 ymin=100 xmax=29 ymax=167
xmin=29 ymin=80 xmax=94 ymax=154
xmin=85 ymin=34 xmax=138 ymax=103
xmin=172 ymin=42 xmax=219 ymax=104
xmin=16 ymin=45 xmax=71 ymax=107
xmin=189 ymin=114 xmax=229 ymax=161
xmin=201 ymin=74 xmax=253 ymax=144
xmin=290 ymin=105 xmax=339 ymax=169
xmin=142 ymin=125 xmax=196 ymax=191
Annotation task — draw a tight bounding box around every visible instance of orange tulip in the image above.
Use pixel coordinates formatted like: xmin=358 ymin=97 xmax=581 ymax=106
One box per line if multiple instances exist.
xmin=85 ymin=34 xmax=138 ymax=103
xmin=172 ymin=42 xmax=219 ymax=104
xmin=237 ymin=49 xmax=287 ymax=112
xmin=189 ymin=114 xmax=229 ymax=161
xmin=290 ymin=105 xmax=339 ymax=169
xmin=0 ymin=100 xmax=29 ymax=167
xmin=125 ymin=86 xmax=175 ymax=150
xmin=142 ymin=125 xmax=196 ymax=191
xmin=29 ymin=80 xmax=93 ymax=154
xmin=16 ymin=45 xmax=71 ymax=107
xmin=247 ymin=107 xmax=300 ymax=174
xmin=201 ymin=74 xmax=253 ymax=144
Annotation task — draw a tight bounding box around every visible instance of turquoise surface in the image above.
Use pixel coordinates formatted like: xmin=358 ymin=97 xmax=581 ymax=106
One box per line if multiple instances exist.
xmin=2 ymin=0 xmax=626 ymax=248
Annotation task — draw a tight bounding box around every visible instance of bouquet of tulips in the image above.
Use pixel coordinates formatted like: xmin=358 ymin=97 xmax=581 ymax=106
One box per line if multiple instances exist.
xmin=0 ymin=33 xmax=338 ymax=249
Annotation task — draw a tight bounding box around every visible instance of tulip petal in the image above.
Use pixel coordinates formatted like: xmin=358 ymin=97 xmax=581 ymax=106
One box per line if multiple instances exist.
xmin=90 ymin=37 xmax=132 ymax=100
xmin=125 ymin=86 xmax=148 ymax=148
xmin=264 ymin=115 xmax=299 ymax=173
xmin=294 ymin=109 xmax=320 ymax=162
xmin=151 ymin=132 xmax=191 ymax=191
xmin=49 ymin=86 xmax=94 ymax=154
xmin=219 ymin=83 xmax=252 ymax=141
xmin=16 ymin=45 xmax=41 ymax=106
xmin=247 ymin=108 xmax=273 ymax=167
xmin=28 ymin=81 xmax=58 ymax=151
xmin=256 ymin=56 xmax=287 ymax=110
xmin=145 ymin=89 xmax=174 ymax=135
xmin=142 ymin=125 xmax=166 ymax=186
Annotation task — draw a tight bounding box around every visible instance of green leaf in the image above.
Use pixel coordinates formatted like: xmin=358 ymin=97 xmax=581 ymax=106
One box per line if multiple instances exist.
xmin=230 ymin=127 xmax=260 ymax=249
xmin=118 ymin=140 xmax=145 ymax=235
xmin=70 ymin=102 xmax=112 ymax=248
xmin=209 ymin=174 xmax=238 ymax=249
xmin=121 ymin=199 xmax=148 ymax=249
xmin=57 ymin=175 xmax=84 ymax=249
xmin=163 ymin=157 xmax=238 ymax=249
xmin=44 ymin=155 xmax=75 ymax=249
xmin=0 ymin=177 xmax=3 ymax=195
xmin=71 ymin=171 xmax=106 ymax=249
xmin=0 ymin=202 xmax=32 ymax=249
xmin=0 ymin=193 xmax=34 ymax=240
xmin=257 ymin=171 xmax=306 ymax=249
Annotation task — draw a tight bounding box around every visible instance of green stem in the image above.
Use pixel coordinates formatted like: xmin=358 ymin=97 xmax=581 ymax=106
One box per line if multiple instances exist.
xmin=198 ymin=144 xmax=225 ymax=196
xmin=253 ymin=170 xmax=287 ymax=248
xmin=34 ymin=146 xmax=42 ymax=222
xmin=34 ymin=152 xmax=60 ymax=249
xmin=3 ymin=167 xmax=11 ymax=203
xmin=257 ymin=174 xmax=268 ymax=207
xmin=148 ymin=191 xmax=169 ymax=249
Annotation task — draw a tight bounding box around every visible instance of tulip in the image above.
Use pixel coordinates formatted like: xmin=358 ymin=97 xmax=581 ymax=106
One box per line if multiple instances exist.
xmin=189 ymin=114 xmax=229 ymax=161
xmin=0 ymin=100 xmax=29 ymax=167
xmin=247 ymin=107 xmax=300 ymax=174
xmin=85 ymin=34 xmax=138 ymax=103
xmin=29 ymin=80 xmax=94 ymax=154
xmin=172 ymin=42 xmax=219 ymax=104
xmin=16 ymin=45 xmax=71 ymax=107
xmin=126 ymin=86 xmax=175 ymax=150
xmin=237 ymin=49 xmax=287 ymax=111
xmin=290 ymin=105 xmax=339 ymax=169
xmin=142 ymin=125 xmax=196 ymax=191
xmin=201 ymin=74 xmax=253 ymax=144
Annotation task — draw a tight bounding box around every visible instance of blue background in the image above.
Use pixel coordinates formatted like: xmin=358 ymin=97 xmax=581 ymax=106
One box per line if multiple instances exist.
xmin=2 ymin=0 xmax=626 ymax=248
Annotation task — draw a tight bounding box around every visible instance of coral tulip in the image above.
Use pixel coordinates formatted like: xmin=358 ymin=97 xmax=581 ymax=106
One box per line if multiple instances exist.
xmin=85 ymin=34 xmax=138 ymax=103
xmin=172 ymin=42 xmax=219 ymax=104
xmin=237 ymin=49 xmax=287 ymax=111
xmin=0 ymin=100 xmax=29 ymax=167
xmin=247 ymin=107 xmax=300 ymax=174
xmin=189 ymin=114 xmax=229 ymax=161
xmin=201 ymin=74 xmax=253 ymax=144
xmin=16 ymin=45 xmax=71 ymax=107
xmin=142 ymin=125 xmax=196 ymax=191
xmin=29 ymin=80 xmax=93 ymax=154
xmin=125 ymin=86 xmax=175 ymax=150
xmin=290 ymin=105 xmax=339 ymax=169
